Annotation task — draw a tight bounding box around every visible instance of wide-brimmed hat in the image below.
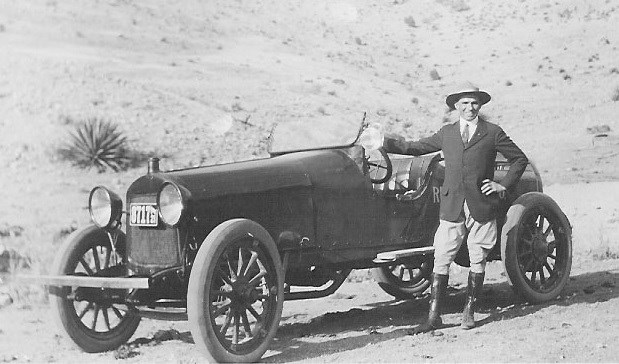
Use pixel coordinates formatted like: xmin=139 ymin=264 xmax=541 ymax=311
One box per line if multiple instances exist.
xmin=445 ymin=81 xmax=491 ymax=109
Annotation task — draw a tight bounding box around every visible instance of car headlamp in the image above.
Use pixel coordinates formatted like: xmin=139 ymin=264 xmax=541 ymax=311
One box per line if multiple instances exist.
xmin=88 ymin=186 xmax=123 ymax=229
xmin=157 ymin=182 xmax=187 ymax=227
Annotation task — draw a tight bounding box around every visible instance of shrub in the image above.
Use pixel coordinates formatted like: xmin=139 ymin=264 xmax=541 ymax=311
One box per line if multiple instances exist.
xmin=436 ymin=0 xmax=470 ymax=12
xmin=612 ymin=86 xmax=619 ymax=102
xmin=451 ymin=0 xmax=470 ymax=12
xmin=404 ymin=16 xmax=417 ymax=28
xmin=57 ymin=118 xmax=131 ymax=172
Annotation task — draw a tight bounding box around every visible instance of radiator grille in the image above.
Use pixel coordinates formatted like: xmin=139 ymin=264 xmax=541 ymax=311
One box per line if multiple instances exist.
xmin=126 ymin=195 xmax=180 ymax=269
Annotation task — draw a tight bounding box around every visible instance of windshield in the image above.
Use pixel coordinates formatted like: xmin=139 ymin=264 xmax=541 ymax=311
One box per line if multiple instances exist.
xmin=268 ymin=114 xmax=365 ymax=155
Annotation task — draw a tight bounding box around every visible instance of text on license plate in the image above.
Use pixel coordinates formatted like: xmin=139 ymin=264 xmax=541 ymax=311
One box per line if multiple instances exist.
xmin=129 ymin=203 xmax=159 ymax=227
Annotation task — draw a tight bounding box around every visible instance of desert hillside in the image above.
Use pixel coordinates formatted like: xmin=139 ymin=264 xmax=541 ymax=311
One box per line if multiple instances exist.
xmin=1 ymin=0 xmax=618 ymax=243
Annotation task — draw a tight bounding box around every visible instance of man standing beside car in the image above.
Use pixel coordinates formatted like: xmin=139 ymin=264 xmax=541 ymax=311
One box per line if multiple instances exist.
xmin=362 ymin=81 xmax=528 ymax=332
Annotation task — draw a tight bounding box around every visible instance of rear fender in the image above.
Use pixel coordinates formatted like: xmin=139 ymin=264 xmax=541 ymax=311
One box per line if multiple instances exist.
xmin=499 ymin=203 xmax=526 ymax=286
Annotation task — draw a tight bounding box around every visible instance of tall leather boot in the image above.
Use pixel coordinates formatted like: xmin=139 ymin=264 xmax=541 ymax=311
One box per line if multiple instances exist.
xmin=408 ymin=273 xmax=448 ymax=335
xmin=461 ymin=271 xmax=485 ymax=330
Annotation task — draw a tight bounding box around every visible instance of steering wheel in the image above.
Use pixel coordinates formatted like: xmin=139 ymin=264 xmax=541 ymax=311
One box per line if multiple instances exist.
xmin=366 ymin=148 xmax=393 ymax=184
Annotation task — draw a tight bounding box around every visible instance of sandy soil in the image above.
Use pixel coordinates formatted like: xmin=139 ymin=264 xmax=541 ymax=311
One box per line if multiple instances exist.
xmin=1 ymin=249 xmax=618 ymax=363
xmin=1 ymin=0 xmax=618 ymax=362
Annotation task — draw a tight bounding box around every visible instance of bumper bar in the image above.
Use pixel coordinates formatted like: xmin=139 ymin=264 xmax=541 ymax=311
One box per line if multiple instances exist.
xmin=18 ymin=275 xmax=150 ymax=289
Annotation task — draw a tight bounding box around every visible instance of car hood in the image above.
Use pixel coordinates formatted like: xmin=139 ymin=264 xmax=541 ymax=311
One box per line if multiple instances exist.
xmin=127 ymin=151 xmax=331 ymax=200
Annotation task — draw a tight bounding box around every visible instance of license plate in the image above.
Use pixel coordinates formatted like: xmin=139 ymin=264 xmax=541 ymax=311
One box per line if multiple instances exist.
xmin=129 ymin=203 xmax=159 ymax=227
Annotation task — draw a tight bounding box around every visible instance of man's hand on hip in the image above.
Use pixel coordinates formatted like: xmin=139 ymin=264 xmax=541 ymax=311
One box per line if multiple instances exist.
xmin=481 ymin=179 xmax=506 ymax=195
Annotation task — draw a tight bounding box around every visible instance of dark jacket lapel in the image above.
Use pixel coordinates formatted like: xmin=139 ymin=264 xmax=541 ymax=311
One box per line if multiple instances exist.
xmin=451 ymin=122 xmax=464 ymax=146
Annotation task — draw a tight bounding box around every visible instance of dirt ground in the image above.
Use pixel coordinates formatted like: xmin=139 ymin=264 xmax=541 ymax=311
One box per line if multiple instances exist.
xmin=1 ymin=250 xmax=618 ymax=363
xmin=3 ymin=182 xmax=619 ymax=363
xmin=1 ymin=0 xmax=619 ymax=362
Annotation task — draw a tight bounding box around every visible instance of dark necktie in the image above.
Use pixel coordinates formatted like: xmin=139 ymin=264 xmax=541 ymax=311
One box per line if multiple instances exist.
xmin=461 ymin=123 xmax=469 ymax=145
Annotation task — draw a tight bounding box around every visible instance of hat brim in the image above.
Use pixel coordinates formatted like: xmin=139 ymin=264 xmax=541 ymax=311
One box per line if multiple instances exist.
xmin=446 ymin=91 xmax=491 ymax=109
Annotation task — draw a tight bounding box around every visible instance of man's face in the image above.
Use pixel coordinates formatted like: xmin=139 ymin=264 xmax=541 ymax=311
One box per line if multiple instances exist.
xmin=455 ymin=95 xmax=481 ymax=121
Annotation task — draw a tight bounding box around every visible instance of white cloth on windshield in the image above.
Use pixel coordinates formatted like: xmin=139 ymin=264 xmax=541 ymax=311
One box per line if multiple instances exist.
xmin=358 ymin=124 xmax=384 ymax=150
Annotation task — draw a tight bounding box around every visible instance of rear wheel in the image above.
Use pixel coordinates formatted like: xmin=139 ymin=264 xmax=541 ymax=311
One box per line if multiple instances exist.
xmin=372 ymin=258 xmax=433 ymax=300
xmin=51 ymin=225 xmax=140 ymax=352
xmin=187 ymin=219 xmax=284 ymax=363
xmin=503 ymin=193 xmax=572 ymax=303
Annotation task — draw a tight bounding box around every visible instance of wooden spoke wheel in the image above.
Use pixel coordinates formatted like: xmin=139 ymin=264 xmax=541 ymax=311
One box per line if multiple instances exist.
xmin=188 ymin=219 xmax=284 ymax=363
xmin=51 ymin=225 xmax=140 ymax=352
xmin=372 ymin=258 xmax=433 ymax=300
xmin=503 ymin=192 xmax=572 ymax=303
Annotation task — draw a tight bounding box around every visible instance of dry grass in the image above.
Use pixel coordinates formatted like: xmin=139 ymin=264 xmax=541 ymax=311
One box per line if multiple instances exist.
xmin=590 ymin=228 xmax=619 ymax=261
xmin=1 ymin=239 xmax=52 ymax=306
xmin=1 ymin=223 xmax=60 ymax=306
xmin=592 ymin=246 xmax=619 ymax=260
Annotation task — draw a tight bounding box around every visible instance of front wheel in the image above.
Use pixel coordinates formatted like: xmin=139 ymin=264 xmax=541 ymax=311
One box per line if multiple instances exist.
xmin=372 ymin=258 xmax=433 ymax=300
xmin=187 ymin=219 xmax=284 ymax=363
xmin=502 ymin=192 xmax=572 ymax=304
xmin=51 ymin=225 xmax=140 ymax=352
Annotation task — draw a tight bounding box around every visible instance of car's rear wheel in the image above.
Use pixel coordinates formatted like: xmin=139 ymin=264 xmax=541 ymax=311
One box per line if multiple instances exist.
xmin=51 ymin=225 xmax=140 ymax=352
xmin=502 ymin=192 xmax=572 ymax=303
xmin=187 ymin=219 xmax=284 ymax=363
xmin=372 ymin=257 xmax=433 ymax=300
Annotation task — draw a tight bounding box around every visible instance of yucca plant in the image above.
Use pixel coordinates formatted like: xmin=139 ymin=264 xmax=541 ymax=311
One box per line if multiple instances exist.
xmin=58 ymin=118 xmax=130 ymax=172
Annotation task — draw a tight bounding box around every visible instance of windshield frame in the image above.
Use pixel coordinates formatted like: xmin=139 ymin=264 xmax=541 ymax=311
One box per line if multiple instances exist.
xmin=268 ymin=113 xmax=366 ymax=156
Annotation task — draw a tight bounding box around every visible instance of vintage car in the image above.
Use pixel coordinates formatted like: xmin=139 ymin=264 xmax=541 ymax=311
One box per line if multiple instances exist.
xmin=41 ymin=115 xmax=571 ymax=362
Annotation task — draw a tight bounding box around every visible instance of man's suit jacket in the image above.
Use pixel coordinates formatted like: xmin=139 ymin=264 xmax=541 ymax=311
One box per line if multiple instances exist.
xmin=383 ymin=118 xmax=528 ymax=223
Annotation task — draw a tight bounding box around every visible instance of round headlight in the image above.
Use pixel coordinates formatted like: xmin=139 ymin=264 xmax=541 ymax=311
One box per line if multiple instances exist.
xmin=89 ymin=186 xmax=123 ymax=228
xmin=157 ymin=182 xmax=186 ymax=226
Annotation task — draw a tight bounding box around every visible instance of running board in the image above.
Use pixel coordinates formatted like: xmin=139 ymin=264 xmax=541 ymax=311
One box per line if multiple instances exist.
xmin=374 ymin=246 xmax=435 ymax=264
xmin=17 ymin=275 xmax=150 ymax=289
xmin=138 ymin=307 xmax=188 ymax=321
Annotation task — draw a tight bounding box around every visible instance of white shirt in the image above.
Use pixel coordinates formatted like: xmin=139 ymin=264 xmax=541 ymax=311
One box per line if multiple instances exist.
xmin=459 ymin=116 xmax=479 ymax=143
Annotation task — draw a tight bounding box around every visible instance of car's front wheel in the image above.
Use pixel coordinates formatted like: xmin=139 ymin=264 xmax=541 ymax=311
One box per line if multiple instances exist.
xmin=187 ymin=219 xmax=284 ymax=363
xmin=502 ymin=192 xmax=572 ymax=303
xmin=372 ymin=257 xmax=433 ymax=300
xmin=51 ymin=225 xmax=140 ymax=352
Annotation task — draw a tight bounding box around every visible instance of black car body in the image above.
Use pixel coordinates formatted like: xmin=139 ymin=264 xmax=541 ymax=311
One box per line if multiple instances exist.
xmin=43 ymin=117 xmax=572 ymax=362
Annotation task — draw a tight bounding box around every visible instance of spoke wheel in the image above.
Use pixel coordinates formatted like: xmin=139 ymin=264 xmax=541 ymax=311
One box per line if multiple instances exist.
xmin=372 ymin=258 xmax=433 ymax=300
xmin=366 ymin=148 xmax=393 ymax=184
xmin=51 ymin=225 xmax=140 ymax=352
xmin=503 ymin=192 xmax=572 ymax=303
xmin=188 ymin=219 xmax=284 ymax=363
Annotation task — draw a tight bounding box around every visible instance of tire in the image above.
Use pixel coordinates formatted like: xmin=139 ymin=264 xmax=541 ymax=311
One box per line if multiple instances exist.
xmin=501 ymin=192 xmax=572 ymax=304
xmin=372 ymin=258 xmax=433 ymax=300
xmin=187 ymin=219 xmax=284 ymax=363
xmin=51 ymin=225 xmax=140 ymax=352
